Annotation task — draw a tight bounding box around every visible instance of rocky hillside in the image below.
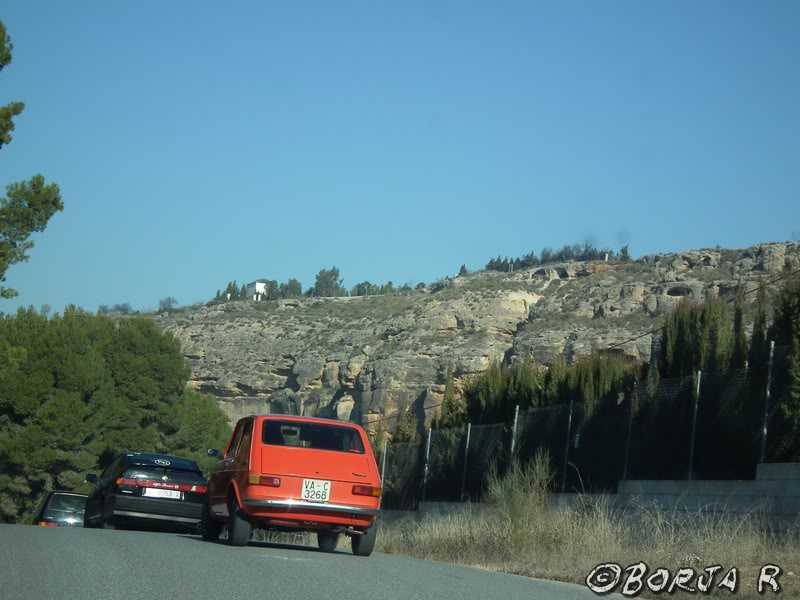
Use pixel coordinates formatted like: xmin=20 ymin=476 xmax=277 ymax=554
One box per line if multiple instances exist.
xmin=154 ymin=242 xmax=800 ymax=429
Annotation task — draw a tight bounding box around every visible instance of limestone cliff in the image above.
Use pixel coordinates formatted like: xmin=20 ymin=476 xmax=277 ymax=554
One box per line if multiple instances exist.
xmin=154 ymin=242 xmax=800 ymax=429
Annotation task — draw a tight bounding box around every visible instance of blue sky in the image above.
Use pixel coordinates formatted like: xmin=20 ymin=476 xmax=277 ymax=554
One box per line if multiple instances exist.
xmin=1 ymin=1 xmax=798 ymax=313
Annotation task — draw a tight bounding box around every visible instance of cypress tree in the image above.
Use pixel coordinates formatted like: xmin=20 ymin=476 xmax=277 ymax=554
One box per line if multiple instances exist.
xmin=702 ymin=297 xmax=731 ymax=373
xmin=749 ymin=280 xmax=769 ymax=376
xmin=730 ymin=288 xmax=748 ymax=370
xmin=393 ymin=408 xmax=416 ymax=443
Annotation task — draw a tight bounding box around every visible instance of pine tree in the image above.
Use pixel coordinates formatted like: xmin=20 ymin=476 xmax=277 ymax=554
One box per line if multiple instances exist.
xmin=313 ymin=267 xmax=345 ymax=297
xmin=0 ymin=20 xmax=63 ymax=299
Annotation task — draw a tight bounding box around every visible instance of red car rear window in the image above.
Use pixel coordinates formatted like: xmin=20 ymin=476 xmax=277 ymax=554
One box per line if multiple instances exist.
xmin=262 ymin=421 xmax=365 ymax=454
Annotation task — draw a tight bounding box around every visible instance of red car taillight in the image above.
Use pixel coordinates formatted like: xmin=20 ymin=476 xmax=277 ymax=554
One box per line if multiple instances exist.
xmin=248 ymin=475 xmax=281 ymax=487
xmin=38 ymin=521 xmax=58 ymax=527
xmin=352 ymin=485 xmax=381 ymax=497
xmin=115 ymin=478 xmax=207 ymax=493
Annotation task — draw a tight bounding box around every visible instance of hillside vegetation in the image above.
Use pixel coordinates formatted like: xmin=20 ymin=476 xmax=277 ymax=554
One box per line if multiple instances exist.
xmin=0 ymin=307 xmax=230 ymax=524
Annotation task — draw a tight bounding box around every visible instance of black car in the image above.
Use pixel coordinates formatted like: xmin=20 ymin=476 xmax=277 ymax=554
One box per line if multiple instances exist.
xmin=34 ymin=491 xmax=88 ymax=527
xmin=84 ymin=453 xmax=207 ymax=531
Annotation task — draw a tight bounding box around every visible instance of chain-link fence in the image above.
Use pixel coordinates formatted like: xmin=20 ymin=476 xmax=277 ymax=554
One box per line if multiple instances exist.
xmin=379 ymin=343 xmax=798 ymax=509
xmin=765 ymin=344 xmax=800 ymax=462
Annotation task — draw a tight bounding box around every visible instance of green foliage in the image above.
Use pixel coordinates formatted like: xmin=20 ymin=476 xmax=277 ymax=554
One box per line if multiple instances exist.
xmin=393 ymin=407 xmax=417 ymax=443
xmin=351 ymin=281 xmax=381 ymax=296
xmin=280 ymin=278 xmax=303 ymax=298
xmin=749 ymin=280 xmax=769 ymax=373
xmin=458 ymin=264 xmax=468 ymax=276
xmin=369 ymin=421 xmax=386 ymax=460
xmin=769 ymin=273 xmax=800 ymax=347
xmin=619 ymin=245 xmax=631 ymax=262
xmin=261 ymin=280 xmax=279 ymax=300
xmin=0 ymin=21 xmax=63 ymax=299
xmin=164 ymin=389 xmax=232 ymax=473
xmin=433 ymin=363 xmax=464 ymax=429
xmin=350 ymin=280 xmax=413 ymax=296
xmin=313 ymin=266 xmax=346 ymax=297
xmin=485 ymin=241 xmax=617 ymax=272
xmin=463 ymin=353 xmax=636 ymax=425
xmin=730 ymin=288 xmax=748 ymax=370
xmin=0 ymin=308 xmax=231 ymax=523
xmin=0 ymin=21 xmax=13 ymax=72
xmin=212 ymin=277 xmax=303 ymax=303
xmin=765 ymin=274 xmax=800 ymax=461
xmin=158 ymin=296 xmax=178 ymax=311
xmin=464 ymin=361 xmax=512 ymax=424
xmin=658 ymin=297 xmax=733 ymax=378
xmin=225 ymin=280 xmax=240 ymax=299
xmin=111 ymin=303 xmax=132 ymax=315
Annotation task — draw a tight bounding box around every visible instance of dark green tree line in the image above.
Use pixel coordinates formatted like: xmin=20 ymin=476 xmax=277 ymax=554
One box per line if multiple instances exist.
xmin=485 ymin=241 xmax=628 ymax=272
xmin=0 ymin=307 xmax=231 ymax=524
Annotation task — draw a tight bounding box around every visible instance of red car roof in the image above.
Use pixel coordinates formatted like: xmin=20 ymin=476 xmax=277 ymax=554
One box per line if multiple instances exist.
xmin=253 ymin=414 xmax=365 ymax=430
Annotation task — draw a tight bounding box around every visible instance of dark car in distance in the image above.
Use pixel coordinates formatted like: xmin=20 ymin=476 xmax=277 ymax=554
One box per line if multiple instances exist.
xmin=84 ymin=453 xmax=207 ymax=531
xmin=34 ymin=491 xmax=88 ymax=527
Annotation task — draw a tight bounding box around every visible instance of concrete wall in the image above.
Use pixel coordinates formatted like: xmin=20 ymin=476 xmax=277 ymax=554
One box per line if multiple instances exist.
xmin=616 ymin=463 xmax=800 ymax=520
xmin=409 ymin=463 xmax=800 ymax=527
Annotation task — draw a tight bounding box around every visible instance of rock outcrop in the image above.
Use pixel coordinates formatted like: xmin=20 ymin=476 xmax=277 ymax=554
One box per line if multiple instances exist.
xmin=154 ymin=242 xmax=800 ymax=429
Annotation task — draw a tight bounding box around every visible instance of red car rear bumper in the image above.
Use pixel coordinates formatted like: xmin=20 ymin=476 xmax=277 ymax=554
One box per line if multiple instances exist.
xmin=241 ymin=497 xmax=379 ymax=529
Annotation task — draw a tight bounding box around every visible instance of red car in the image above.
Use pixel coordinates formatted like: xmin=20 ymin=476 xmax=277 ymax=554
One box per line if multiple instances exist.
xmin=202 ymin=415 xmax=382 ymax=556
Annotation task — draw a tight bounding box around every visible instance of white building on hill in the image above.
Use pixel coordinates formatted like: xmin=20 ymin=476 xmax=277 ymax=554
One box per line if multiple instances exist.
xmin=245 ymin=280 xmax=269 ymax=301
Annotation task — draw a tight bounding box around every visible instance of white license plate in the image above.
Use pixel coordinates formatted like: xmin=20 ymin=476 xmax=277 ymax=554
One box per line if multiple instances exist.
xmin=301 ymin=479 xmax=331 ymax=502
xmin=143 ymin=488 xmax=181 ymax=499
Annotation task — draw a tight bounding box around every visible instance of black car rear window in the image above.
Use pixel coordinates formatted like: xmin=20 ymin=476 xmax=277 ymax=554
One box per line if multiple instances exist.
xmin=47 ymin=494 xmax=86 ymax=514
xmin=262 ymin=421 xmax=365 ymax=454
xmin=123 ymin=467 xmax=206 ymax=484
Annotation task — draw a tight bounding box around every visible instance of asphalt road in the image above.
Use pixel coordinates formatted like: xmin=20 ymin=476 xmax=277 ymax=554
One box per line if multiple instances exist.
xmin=0 ymin=524 xmax=609 ymax=600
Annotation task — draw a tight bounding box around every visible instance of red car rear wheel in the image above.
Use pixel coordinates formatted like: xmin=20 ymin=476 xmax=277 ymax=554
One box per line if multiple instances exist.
xmin=227 ymin=494 xmax=251 ymax=547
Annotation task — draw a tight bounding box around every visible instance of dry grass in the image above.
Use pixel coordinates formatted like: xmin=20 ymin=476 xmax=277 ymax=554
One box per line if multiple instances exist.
xmin=376 ymin=452 xmax=800 ymax=599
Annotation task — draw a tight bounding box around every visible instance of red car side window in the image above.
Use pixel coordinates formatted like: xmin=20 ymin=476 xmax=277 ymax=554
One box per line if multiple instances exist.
xmin=236 ymin=420 xmax=253 ymax=457
xmin=224 ymin=423 xmax=244 ymax=459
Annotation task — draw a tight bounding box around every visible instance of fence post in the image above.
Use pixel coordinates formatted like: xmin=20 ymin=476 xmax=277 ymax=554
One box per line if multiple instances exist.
xmin=510 ymin=405 xmax=520 ymax=458
xmin=760 ymin=340 xmax=776 ymax=464
xmin=420 ymin=428 xmax=433 ymax=506
xmin=622 ymin=381 xmax=637 ymax=481
xmin=561 ymin=398 xmax=574 ymax=493
xmin=460 ymin=422 xmax=472 ymax=501
xmin=380 ymin=438 xmax=388 ymax=495
xmin=688 ymin=371 xmax=702 ymax=481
